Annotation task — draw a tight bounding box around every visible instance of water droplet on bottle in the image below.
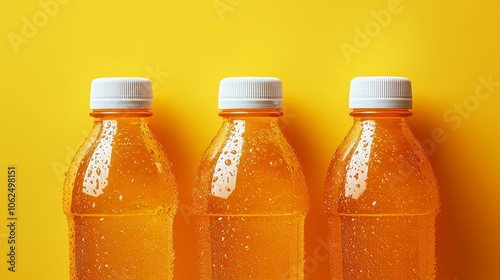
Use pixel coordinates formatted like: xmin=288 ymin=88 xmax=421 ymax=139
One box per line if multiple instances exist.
xmin=225 ymin=159 xmax=232 ymax=166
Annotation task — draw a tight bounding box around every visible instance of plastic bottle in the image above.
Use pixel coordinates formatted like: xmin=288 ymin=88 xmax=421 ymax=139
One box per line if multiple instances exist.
xmin=193 ymin=77 xmax=309 ymax=279
xmin=63 ymin=77 xmax=178 ymax=280
xmin=324 ymin=76 xmax=440 ymax=279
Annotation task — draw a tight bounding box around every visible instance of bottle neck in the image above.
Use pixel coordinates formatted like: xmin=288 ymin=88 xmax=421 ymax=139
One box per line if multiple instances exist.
xmin=219 ymin=108 xmax=283 ymax=118
xmin=348 ymin=109 xmax=413 ymax=135
xmin=90 ymin=109 xmax=152 ymax=120
xmin=350 ymin=108 xmax=412 ymax=119
xmin=218 ymin=108 xmax=283 ymax=132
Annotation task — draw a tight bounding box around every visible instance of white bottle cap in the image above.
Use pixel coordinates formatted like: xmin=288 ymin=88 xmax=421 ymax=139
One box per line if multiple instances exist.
xmin=349 ymin=76 xmax=412 ymax=109
xmin=218 ymin=77 xmax=283 ymax=109
xmin=90 ymin=77 xmax=153 ymax=109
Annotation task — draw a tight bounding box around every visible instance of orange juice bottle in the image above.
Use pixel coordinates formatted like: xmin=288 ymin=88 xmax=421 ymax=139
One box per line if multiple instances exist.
xmin=193 ymin=77 xmax=309 ymax=279
xmin=63 ymin=77 xmax=178 ymax=280
xmin=324 ymin=76 xmax=440 ymax=279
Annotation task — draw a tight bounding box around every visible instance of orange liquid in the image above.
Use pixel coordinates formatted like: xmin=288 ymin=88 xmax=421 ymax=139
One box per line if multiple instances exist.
xmin=63 ymin=111 xmax=178 ymax=280
xmin=324 ymin=110 xmax=440 ymax=279
xmin=193 ymin=111 xmax=309 ymax=279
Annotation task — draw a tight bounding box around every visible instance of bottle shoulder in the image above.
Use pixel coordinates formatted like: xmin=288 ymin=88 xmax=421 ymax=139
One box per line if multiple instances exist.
xmin=64 ymin=120 xmax=178 ymax=215
xmin=324 ymin=119 xmax=440 ymax=214
xmin=193 ymin=120 xmax=308 ymax=215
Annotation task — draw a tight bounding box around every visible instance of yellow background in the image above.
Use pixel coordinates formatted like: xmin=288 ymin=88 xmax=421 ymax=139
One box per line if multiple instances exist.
xmin=1 ymin=0 xmax=499 ymax=279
